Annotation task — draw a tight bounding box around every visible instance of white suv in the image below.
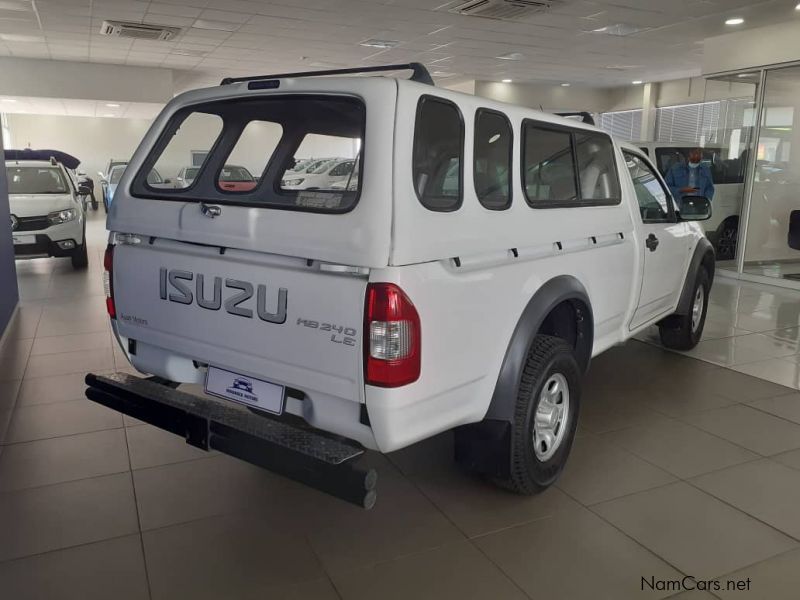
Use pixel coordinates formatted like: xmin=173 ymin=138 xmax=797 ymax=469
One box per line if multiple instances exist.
xmin=87 ymin=64 xmax=715 ymax=508
xmin=6 ymin=154 xmax=88 ymax=269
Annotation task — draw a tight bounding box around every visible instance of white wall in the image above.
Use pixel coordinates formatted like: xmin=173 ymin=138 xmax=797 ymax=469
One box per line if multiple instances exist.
xmin=704 ymin=21 xmax=800 ymax=75
xmin=475 ymin=80 xmax=621 ymax=113
xmin=6 ymin=113 xmax=153 ymax=178
xmin=0 ymin=57 xmax=174 ymax=104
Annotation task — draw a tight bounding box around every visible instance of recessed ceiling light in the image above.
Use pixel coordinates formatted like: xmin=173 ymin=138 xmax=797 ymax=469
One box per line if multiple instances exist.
xmin=632 ymin=80 xmax=643 ymax=85
xmin=561 ymin=83 xmax=571 ymax=87
xmin=359 ymin=39 xmax=400 ymax=49
xmin=496 ymin=52 xmax=524 ymax=61
xmin=796 ymin=2 xmax=800 ymax=9
xmin=501 ymin=78 xmax=512 ymax=83
xmin=725 ymin=17 xmax=744 ymax=25
xmin=105 ymin=103 xmax=120 ymax=108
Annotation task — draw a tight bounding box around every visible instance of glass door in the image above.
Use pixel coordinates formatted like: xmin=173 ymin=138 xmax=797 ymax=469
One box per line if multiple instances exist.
xmin=699 ymin=73 xmax=761 ymax=271
xmin=742 ymin=65 xmax=800 ymax=285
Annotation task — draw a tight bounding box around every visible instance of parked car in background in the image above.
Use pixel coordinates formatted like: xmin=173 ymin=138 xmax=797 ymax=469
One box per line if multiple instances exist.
xmin=281 ymin=158 xmax=357 ymax=190
xmin=637 ymin=142 xmax=745 ymax=260
xmin=5 ymin=151 xmax=88 ymax=269
xmin=101 ymin=164 xmax=169 ymax=210
xmin=175 ymin=166 xmax=199 ymax=188
xmin=218 ymin=165 xmax=257 ymax=192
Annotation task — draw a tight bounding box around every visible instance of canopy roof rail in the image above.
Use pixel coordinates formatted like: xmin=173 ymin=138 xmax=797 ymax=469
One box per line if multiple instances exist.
xmin=220 ymin=62 xmax=434 ymax=86
xmin=553 ymin=112 xmax=596 ymax=126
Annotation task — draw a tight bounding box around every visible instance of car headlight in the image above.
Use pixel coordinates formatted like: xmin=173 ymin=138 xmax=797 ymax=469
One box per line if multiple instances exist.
xmin=282 ymin=178 xmax=304 ymax=186
xmin=48 ymin=208 xmax=77 ymax=225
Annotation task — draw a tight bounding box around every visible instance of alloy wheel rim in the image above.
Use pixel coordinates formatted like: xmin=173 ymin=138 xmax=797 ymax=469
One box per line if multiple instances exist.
xmin=692 ymin=285 xmax=705 ymax=332
xmin=532 ymin=373 xmax=570 ymax=461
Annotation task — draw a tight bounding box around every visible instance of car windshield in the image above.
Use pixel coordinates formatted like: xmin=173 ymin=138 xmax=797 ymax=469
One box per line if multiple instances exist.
xmin=6 ymin=165 xmax=69 ymax=194
xmin=310 ymin=160 xmax=337 ymax=174
xmin=109 ymin=167 xmax=126 ymax=184
xmin=219 ymin=166 xmax=253 ymax=182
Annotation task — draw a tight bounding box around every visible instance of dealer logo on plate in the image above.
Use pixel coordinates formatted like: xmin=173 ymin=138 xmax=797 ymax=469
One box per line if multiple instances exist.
xmin=226 ymin=377 xmax=258 ymax=404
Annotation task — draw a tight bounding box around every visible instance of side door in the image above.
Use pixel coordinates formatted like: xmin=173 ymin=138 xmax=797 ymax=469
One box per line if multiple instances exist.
xmin=625 ymin=151 xmax=691 ymax=329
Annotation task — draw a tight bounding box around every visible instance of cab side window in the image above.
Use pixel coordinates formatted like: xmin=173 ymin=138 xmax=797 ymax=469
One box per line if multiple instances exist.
xmin=474 ymin=109 xmax=512 ymax=210
xmin=575 ymin=132 xmax=620 ymax=202
xmin=624 ymin=152 xmax=674 ymax=223
xmin=413 ymin=96 xmax=463 ymax=211
xmin=522 ymin=124 xmax=577 ymax=205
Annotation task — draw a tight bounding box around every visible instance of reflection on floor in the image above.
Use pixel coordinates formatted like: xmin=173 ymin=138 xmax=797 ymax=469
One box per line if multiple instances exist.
xmin=637 ymin=276 xmax=800 ymax=390
xmin=743 ymin=260 xmax=800 ymax=281
xmin=3 ymin=210 xmax=800 ymax=598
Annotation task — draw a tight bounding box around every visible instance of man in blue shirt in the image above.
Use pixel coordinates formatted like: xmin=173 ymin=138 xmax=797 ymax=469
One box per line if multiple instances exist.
xmin=665 ymin=148 xmax=715 ymax=202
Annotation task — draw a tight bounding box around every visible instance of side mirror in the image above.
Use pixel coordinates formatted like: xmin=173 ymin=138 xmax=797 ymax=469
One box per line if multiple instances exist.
xmin=78 ymin=185 xmax=91 ymax=196
xmin=678 ymin=196 xmax=712 ymax=221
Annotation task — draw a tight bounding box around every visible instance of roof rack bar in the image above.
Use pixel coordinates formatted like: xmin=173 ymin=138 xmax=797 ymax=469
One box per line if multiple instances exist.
xmin=554 ymin=112 xmax=596 ymax=126
xmin=220 ymin=62 xmax=434 ymax=86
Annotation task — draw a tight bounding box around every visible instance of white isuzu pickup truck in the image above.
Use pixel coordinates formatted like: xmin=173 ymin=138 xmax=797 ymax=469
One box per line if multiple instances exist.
xmin=86 ymin=64 xmax=715 ymax=508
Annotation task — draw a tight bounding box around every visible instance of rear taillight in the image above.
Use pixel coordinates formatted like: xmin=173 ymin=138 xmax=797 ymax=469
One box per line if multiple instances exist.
xmin=103 ymin=244 xmax=116 ymax=319
xmin=364 ymin=283 xmax=420 ymax=387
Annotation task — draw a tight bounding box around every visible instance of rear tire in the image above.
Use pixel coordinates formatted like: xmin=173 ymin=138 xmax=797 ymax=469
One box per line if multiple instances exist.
xmin=715 ymin=221 xmax=738 ymax=261
xmin=659 ymin=268 xmax=709 ymax=350
xmin=71 ymin=240 xmax=88 ymax=270
xmin=494 ymin=335 xmax=581 ymax=494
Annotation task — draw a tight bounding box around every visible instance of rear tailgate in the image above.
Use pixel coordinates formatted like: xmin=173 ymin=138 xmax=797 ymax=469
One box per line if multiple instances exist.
xmin=113 ymin=238 xmax=367 ymax=402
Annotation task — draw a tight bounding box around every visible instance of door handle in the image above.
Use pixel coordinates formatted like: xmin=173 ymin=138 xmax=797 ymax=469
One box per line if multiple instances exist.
xmin=646 ymin=233 xmax=659 ymax=252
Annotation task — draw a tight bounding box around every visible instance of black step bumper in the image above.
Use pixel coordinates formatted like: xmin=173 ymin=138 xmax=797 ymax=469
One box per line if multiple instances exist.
xmin=85 ymin=372 xmax=377 ymax=509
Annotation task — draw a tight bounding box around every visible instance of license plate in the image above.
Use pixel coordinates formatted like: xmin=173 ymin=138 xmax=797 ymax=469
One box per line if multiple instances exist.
xmin=204 ymin=366 xmax=284 ymax=414
xmin=12 ymin=235 xmax=36 ymax=245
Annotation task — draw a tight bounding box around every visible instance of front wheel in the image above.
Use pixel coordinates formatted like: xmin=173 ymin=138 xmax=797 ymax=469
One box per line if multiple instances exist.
xmin=495 ymin=335 xmax=581 ymax=494
xmin=715 ymin=222 xmax=738 ymax=261
xmin=658 ymin=268 xmax=709 ymax=350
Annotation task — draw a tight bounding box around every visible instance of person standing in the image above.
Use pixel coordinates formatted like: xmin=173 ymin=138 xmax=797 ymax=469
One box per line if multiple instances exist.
xmin=665 ymin=148 xmax=715 ymax=202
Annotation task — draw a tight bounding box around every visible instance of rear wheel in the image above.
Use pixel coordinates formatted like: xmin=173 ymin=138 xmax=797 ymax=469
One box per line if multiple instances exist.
xmin=71 ymin=240 xmax=88 ymax=270
xmin=658 ymin=268 xmax=709 ymax=350
xmin=494 ymin=335 xmax=581 ymax=494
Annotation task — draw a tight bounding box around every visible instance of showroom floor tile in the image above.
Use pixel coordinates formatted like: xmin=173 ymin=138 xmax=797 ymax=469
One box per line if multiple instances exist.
xmin=3 ymin=212 xmax=800 ymax=598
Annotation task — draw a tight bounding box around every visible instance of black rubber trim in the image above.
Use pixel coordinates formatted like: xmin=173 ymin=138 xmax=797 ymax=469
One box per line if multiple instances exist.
xmin=485 ymin=275 xmax=593 ymax=424
xmin=674 ymin=237 xmax=715 ymax=316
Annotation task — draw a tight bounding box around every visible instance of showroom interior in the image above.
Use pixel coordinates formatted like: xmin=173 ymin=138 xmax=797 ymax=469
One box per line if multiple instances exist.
xmin=5 ymin=0 xmax=800 ymax=599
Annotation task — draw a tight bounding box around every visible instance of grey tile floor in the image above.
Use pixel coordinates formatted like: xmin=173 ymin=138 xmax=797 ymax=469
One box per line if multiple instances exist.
xmin=2 ymin=210 xmax=800 ymax=598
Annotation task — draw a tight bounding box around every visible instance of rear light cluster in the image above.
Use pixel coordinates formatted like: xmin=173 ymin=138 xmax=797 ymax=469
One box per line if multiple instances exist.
xmin=364 ymin=283 xmax=420 ymax=387
xmin=103 ymin=244 xmax=116 ymax=319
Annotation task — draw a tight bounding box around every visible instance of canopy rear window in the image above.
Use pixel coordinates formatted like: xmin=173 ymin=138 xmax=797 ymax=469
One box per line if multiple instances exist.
xmin=132 ymin=95 xmax=365 ymax=213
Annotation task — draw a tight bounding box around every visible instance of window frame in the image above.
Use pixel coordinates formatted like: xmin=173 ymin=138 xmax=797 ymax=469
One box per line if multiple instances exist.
xmin=130 ymin=95 xmax=366 ymax=215
xmin=473 ymin=107 xmax=513 ymax=211
xmin=622 ymin=149 xmax=678 ymax=225
xmin=412 ymin=94 xmax=465 ymax=212
xmin=521 ymin=119 xmax=622 ymax=209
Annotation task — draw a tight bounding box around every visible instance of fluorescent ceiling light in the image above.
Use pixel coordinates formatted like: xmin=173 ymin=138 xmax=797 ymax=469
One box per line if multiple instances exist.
xmin=1 ymin=98 xmax=17 ymax=103
xmin=496 ymin=52 xmax=524 ymax=60
xmin=632 ymin=80 xmax=643 ymax=85
xmin=0 ymin=33 xmax=44 ymax=42
xmin=725 ymin=17 xmax=744 ymax=25
xmin=796 ymin=2 xmax=800 ymax=9
xmin=105 ymin=103 xmax=120 ymax=108
xmin=501 ymin=78 xmax=512 ymax=83
xmin=359 ymin=39 xmax=400 ymax=49
xmin=192 ymin=19 xmax=239 ymax=32
xmin=561 ymin=83 xmax=571 ymax=87
xmin=591 ymin=23 xmax=647 ymax=37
